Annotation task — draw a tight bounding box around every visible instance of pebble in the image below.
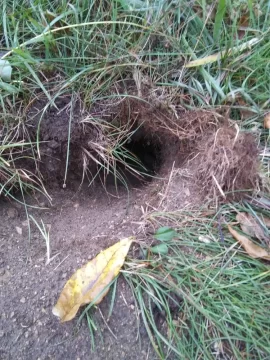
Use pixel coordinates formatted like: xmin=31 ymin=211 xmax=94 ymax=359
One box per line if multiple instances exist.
xmin=22 ymin=220 xmax=29 ymax=227
xmin=10 ymin=311 xmax=15 ymax=318
xmin=16 ymin=226 xmax=22 ymax=235
xmin=20 ymin=297 xmax=26 ymax=304
xmin=7 ymin=208 xmax=18 ymax=219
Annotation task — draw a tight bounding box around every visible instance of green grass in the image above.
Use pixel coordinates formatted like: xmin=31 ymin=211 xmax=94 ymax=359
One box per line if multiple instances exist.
xmin=80 ymin=201 xmax=270 ymax=359
xmin=122 ymin=203 xmax=270 ymax=359
xmin=1 ymin=0 xmax=270 ymax=358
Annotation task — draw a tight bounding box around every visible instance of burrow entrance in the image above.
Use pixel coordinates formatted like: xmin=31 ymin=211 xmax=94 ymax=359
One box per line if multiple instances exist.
xmin=30 ymin=101 xmax=166 ymax=190
xmin=103 ymin=130 xmax=163 ymax=187
xmin=6 ymin=96 xmax=260 ymax=201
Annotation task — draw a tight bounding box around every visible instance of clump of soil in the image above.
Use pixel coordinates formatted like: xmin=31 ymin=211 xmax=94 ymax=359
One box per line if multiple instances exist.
xmin=194 ymin=126 xmax=259 ymax=199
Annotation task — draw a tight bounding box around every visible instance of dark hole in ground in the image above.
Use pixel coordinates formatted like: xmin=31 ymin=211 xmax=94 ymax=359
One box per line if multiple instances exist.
xmin=104 ymin=131 xmax=163 ymax=187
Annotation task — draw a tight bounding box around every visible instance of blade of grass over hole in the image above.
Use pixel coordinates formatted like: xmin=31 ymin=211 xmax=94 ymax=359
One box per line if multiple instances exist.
xmin=213 ymin=0 xmax=227 ymax=42
xmin=63 ymin=94 xmax=74 ymax=188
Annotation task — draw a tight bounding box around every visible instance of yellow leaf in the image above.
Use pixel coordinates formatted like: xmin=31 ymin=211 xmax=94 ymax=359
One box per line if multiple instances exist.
xmin=228 ymin=225 xmax=270 ymax=260
xmin=185 ymin=38 xmax=260 ymax=68
xmin=52 ymin=237 xmax=133 ymax=322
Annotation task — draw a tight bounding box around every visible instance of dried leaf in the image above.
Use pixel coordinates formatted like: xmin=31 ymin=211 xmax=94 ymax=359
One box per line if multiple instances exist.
xmin=185 ymin=38 xmax=259 ymax=68
xmin=52 ymin=237 xmax=133 ymax=322
xmin=264 ymin=113 xmax=270 ymax=129
xmin=228 ymin=225 xmax=270 ymax=260
xmin=236 ymin=212 xmax=269 ymax=243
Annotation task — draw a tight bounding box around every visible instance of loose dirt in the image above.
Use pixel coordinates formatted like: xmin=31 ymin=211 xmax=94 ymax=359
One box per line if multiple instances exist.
xmin=0 ymin=184 xmax=156 ymax=360
xmin=0 ymin=159 xmax=199 ymax=360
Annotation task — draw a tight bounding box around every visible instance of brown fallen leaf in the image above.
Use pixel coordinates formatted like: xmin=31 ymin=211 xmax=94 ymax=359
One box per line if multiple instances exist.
xmin=264 ymin=113 xmax=270 ymax=129
xmin=228 ymin=225 xmax=270 ymax=260
xmin=236 ymin=212 xmax=269 ymax=244
xmin=52 ymin=237 xmax=133 ymax=322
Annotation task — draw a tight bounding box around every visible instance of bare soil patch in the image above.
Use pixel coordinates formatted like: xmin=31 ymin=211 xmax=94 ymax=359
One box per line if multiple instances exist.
xmin=0 ymin=185 xmax=157 ymax=360
xmin=0 ymin=93 xmax=262 ymax=359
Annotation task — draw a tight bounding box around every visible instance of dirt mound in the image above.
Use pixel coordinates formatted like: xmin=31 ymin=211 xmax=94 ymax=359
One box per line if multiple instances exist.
xmin=16 ymin=92 xmax=261 ymax=202
xmin=194 ymin=126 xmax=259 ymax=199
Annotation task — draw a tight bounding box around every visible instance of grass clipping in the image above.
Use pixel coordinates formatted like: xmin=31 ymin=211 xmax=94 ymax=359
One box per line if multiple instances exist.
xmin=194 ymin=126 xmax=259 ymax=199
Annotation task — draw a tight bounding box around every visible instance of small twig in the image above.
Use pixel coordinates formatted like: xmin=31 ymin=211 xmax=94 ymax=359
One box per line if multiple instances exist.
xmin=53 ymin=254 xmax=69 ymax=271
xmin=121 ymin=291 xmax=129 ymax=307
xmin=158 ymin=161 xmax=175 ymax=208
xmin=212 ymin=174 xmax=226 ymax=199
xmin=98 ymin=308 xmax=117 ymax=340
xmin=218 ymin=213 xmax=225 ymax=243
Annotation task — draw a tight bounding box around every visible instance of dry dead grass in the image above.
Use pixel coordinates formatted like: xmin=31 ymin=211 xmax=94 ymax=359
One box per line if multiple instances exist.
xmin=109 ymin=95 xmax=260 ymax=201
xmin=194 ymin=126 xmax=259 ymax=200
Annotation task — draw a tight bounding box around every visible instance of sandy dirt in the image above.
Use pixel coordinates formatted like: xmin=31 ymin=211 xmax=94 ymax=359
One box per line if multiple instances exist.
xmin=0 ymin=183 xmax=161 ymax=360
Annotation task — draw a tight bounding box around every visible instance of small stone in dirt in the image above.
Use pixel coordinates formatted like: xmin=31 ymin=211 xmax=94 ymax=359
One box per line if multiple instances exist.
xmin=10 ymin=311 xmax=15 ymax=318
xmin=7 ymin=208 xmax=18 ymax=219
xmin=0 ymin=330 xmax=4 ymax=337
xmin=15 ymin=226 xmax=22 ymax=235
xmin=22 ymin=220 xmax=29 ymax=227
xmin=20 ymin=297 xmax=26 ymax=304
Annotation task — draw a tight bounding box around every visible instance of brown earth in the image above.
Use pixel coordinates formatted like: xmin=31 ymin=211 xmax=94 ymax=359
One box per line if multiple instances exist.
xmin=0 ymin=166 xmax=197 ymax=360
xmin=0 ymin=92 xmax=261 ymax=359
